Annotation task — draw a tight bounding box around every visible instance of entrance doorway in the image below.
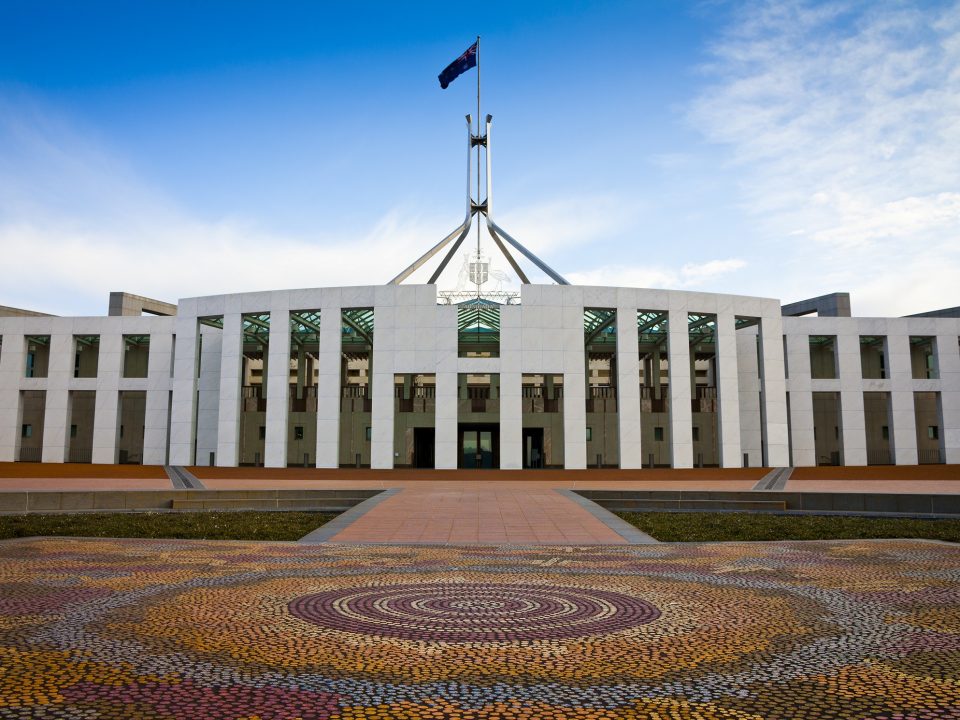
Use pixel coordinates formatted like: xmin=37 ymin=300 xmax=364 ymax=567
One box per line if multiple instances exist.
xmin=459 ymin=424 xmax=499 ymax=468
xmin=413 ymin=427 xmax=435 ymax=468
xmin=522 ymin=428 xmax=544 ymax=468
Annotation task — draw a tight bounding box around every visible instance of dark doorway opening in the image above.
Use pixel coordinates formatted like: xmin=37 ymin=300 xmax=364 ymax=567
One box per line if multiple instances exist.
xmin=413 ymin=427 xmax=436 ymax=468
xmin=459 ymin=423 xmax=499 ymax=468
xmin=522 ymin=428 xmax=544 ymax=469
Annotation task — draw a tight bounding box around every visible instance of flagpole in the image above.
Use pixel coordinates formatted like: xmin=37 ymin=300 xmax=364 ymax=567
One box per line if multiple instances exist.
xmin=475 ymin=35 xmax=481 ymax=299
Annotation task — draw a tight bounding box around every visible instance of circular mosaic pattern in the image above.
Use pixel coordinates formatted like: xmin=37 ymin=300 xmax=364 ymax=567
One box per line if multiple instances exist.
xmin=287 ymin=582 xmax=661 ymax=641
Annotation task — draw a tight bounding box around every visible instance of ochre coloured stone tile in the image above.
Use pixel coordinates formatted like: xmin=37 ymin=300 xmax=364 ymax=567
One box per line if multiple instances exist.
xmin=0 ymin=537 xmax=958 ymax=718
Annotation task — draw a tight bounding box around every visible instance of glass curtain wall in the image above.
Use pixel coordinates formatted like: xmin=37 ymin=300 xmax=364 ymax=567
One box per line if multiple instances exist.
xmin=689 ymin=313 xmax=719 ymax=467
xmin=458 ymin=300 xmax=500 ymax=357
xmin=339 ymin=308 xmax=373 ymax=467
xmin=521 ymin=373 xmax=564 ymax=468
xmin=638 ymin=310 xmax=670 ymax=467
xmin=584 ymin=309 xmax=619 ymax=468
xmin=458 ymin=373 xmax=499 ymax=468
xmin=394 ymin=373 xmax=436 ymax=468
xmin=288 ymin=310 xmax=321 ymax=467
xmin=240 ymin=313 xmax=270 ymax=466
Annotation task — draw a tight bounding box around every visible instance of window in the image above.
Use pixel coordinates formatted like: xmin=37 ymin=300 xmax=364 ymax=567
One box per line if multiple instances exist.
xmin=882 ymin=426 xmax=889 ymax=440
xmin=122 ymin=335 xmax=150 ymax=378
xmin=365 ymin=427 xmax=372 ymax=441
xmin=692 ymin=426 xmax=700 ymax=442
xmin=70 ymin=425 xmax=78 ymax=439
xmin=654 ymin=426 xmax=664 ymax=442
xmin=586 ymin=427 xmax=592 ymax=441
xmin=910 ymin=337 xmax=938 ymax=379
xmin=259 ymin=426 xmax=266 ymax=440
xmin=929 ymin=426 xmax=939 ymax=440
xmin=294 ymin=426 xmax=304 ymax=440
xmin=21 ymin=424 xmax=32 ymax=438
xmin=119 ymin=425 xmax=124 ymax=438
xmin=809 ymin=336 xmax=838 ymax=379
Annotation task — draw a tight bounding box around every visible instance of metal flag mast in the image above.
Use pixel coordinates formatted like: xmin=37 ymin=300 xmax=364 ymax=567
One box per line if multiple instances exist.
xmin=389 ymin=39 xmax=569 ymax=288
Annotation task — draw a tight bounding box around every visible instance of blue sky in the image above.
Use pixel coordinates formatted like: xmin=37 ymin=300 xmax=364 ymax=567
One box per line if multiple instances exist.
xmin=1 ymin=0 xmax=958 ymax=317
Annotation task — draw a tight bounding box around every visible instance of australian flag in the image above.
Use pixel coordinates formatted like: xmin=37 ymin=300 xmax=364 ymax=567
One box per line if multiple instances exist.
xmin=438 ymin=41 xmax=477 ymax=89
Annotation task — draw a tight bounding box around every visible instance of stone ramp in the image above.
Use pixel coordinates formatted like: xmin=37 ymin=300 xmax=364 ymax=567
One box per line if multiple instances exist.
xmin=322 ymin=482 xmax=653 ymax=545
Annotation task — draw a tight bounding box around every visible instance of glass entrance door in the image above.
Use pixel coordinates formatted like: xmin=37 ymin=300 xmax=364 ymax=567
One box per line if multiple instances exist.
xmin=459 ymin=425 xmax=498 ymax=468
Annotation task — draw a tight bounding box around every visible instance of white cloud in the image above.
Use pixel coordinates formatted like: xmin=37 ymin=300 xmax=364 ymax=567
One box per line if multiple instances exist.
xmin=689 ymin=0 xmax=960 ymax=315
xmin=567 ymin=258 xmax=746 ymax=290
xmin=0 ymin=99 xmax=461 ymax=315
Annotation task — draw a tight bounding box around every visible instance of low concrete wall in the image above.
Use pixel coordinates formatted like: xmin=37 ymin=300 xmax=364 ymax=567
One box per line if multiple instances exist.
xmin=0 ymin=489 xmax=382 ymax=514
xmin=576 ymin=490 xmax=960 ymax=517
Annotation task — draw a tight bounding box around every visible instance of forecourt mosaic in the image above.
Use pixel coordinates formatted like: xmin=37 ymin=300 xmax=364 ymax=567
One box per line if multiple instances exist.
xmin=1 ymin=538 xmax=959 ymax=719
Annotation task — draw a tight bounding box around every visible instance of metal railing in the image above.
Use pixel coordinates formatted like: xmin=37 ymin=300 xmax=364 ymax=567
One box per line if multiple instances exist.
xmin=919 ymin=448 xmax=944 ymax=464
xmin=68 ymin=447 xmax=93 ymax=463
xmin=18 ymin=447 xmax=41 ymax=463
xmin=867 ymin=448 xmax=892 ymax=465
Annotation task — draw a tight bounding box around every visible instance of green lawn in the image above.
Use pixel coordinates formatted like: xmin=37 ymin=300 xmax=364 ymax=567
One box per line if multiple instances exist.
xmin=0 ymin=511 xmax=336 ymax=542
xmin=616 ymin=511 xmax=960 ymax=543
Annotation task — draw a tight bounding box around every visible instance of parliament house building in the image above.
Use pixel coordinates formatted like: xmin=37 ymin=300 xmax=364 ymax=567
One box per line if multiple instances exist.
xmin=1 ymin=284 xmax=957 ymax=471
xmin=1 ymin=117 xmax=958 ymax=471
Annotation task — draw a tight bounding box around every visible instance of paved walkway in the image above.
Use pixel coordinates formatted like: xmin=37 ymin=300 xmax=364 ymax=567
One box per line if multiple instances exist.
xmin=322 ymin=481 xmax=642 ymax=545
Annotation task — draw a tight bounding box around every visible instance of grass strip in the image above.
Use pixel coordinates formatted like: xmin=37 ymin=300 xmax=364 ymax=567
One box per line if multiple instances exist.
xmin=615 ymin=511 xmax=960 ymax=543
xmin=0 ymin=511 xmax=336 ymax=542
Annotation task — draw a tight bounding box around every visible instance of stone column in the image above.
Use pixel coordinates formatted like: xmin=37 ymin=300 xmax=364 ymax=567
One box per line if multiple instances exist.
xmin=886 ymin=332 xmax=918 ymax=465
xmin=91 ymin=333 xmax=122 ymax=464
xmin=41 ymin=333 xmax=73 ymax=463
xmin=315 ymin=305 xmax=342 ymax=468
xmin=784 ymin=331 xmax=815 ymax=466
xmin=0 ymin=332 xmax=25 ymax=462
xmin=215 ymin=313 xmax=243 ymax=467
xmin=668 ymin=307 xmax=693 ymax=468
xmin=434 ymin=370 xmax=458 ymax=469
xmin=758 ymin=313 xmax=790 ymax=467
xmin=498 ymin=305 xmax=522 ymax=469
xmin=169 ymin=315 xmax=200 ymax=466
xmin=836 ymin=331 xmax=867 ymax=466
xmin=616 ymin=306 xmax=642 ymax=469
xmin=265 ymin=308 xmax=290 ymax=468
xmin=937 ymin=332 xmax=960 ymax=463
xmin=715 ymin=312 xmax=742 ymax=468
xmin=143 ymin=332 xmax=173 ymax=466
xmin=499 ymin=370 xmax=522 ymax=469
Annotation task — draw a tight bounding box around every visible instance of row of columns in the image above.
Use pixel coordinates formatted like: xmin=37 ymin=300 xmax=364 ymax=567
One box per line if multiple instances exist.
xmin=168 ymin=306 xmax=791 ymax=469
xmin=785 ymin=331 xmax=960 ymax=465
xmin=0 ymin=331 xmax=172 ymax=464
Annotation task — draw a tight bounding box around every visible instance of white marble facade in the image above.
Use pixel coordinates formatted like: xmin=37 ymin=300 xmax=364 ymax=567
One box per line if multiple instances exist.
xmin=1 ymin=285 xmax=958 ymax=468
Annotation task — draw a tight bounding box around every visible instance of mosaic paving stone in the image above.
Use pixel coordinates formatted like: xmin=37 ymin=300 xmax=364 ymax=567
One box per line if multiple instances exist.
xmin=0 ymin=538 xmax=959 ymax=719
